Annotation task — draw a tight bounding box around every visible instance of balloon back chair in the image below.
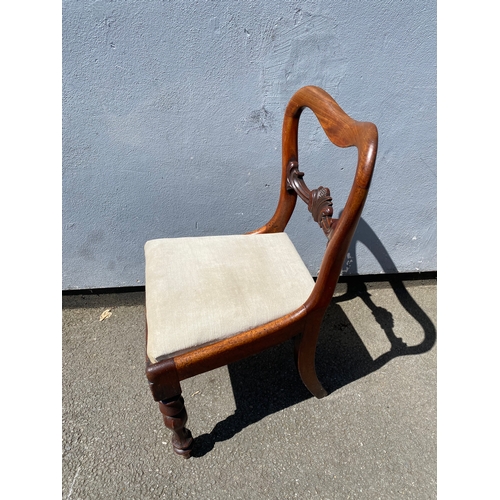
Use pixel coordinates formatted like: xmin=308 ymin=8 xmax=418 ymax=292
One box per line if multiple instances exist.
xmin=144 ymin=86 xmax=378 ymax=458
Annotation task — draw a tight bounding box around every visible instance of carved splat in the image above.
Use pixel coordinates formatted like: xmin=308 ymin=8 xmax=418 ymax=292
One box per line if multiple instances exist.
xmin=286 ymin=160 xmax=338 ymax=240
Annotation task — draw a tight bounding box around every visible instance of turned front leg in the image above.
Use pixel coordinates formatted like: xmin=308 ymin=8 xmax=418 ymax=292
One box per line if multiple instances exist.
xmin=159 ymin=395 xmax=193 ymax=458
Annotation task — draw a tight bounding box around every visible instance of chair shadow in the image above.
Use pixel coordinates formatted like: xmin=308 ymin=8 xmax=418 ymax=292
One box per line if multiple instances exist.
xmin=191 ymin=218 xmax=436 ymax=457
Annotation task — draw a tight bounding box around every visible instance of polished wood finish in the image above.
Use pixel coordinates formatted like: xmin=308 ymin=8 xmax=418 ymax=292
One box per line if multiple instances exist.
xmin=286 ymin=160 xmax=338 ymax=240
xmin=293 ymin=310 xmax=328 ymax=398
xmin=146 ymin=85 xmax=378 ymax=457
xmin=159 ymin=396 xmax=193 ymax=458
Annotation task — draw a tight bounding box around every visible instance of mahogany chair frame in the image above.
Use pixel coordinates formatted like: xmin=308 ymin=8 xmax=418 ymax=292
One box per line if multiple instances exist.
xmin=145 ymin=85 xmax=378 ymax=458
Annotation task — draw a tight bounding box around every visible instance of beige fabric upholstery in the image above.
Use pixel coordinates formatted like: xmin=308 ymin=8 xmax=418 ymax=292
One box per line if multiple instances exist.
xmin=145 ymin=233 xmax=315 ymax=363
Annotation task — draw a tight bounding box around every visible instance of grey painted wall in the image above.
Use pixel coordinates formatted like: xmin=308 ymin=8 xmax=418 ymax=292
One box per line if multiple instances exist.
xmin=63 ymin=0 xmax=436 ymax=290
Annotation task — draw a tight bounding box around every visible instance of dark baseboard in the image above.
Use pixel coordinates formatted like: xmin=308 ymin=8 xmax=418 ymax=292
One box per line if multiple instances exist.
xmin=62 ymin=271 xmax=436 ymax=296
xmin=337 ymin=270 xmax=436 ymax=284
xmin=62 ymin=285 xmax=146 ymax=296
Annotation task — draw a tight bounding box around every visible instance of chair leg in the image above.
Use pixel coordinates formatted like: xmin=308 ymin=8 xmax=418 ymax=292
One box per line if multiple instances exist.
xmin=159 ymin=395 xmax=193 ymax=458
xmin=294 ymin=318 xmax=328 ymax=399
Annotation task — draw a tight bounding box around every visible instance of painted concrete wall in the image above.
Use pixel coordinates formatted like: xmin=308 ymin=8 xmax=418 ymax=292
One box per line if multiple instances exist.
xmin=62 ymin=0 xmax=436 ymax=290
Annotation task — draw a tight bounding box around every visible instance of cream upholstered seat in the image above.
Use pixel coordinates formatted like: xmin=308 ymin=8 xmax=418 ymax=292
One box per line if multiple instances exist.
xmin=145 ymin=232 xmax=315 ymax=362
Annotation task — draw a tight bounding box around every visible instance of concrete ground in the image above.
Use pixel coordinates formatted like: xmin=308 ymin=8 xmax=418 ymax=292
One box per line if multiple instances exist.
xmin=62 ymin=278 xmax=436 ymax=499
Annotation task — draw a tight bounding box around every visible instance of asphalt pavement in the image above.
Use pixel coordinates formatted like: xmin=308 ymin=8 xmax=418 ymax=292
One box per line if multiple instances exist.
xmin=62 ymin=277 xmax=436 ymax=499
